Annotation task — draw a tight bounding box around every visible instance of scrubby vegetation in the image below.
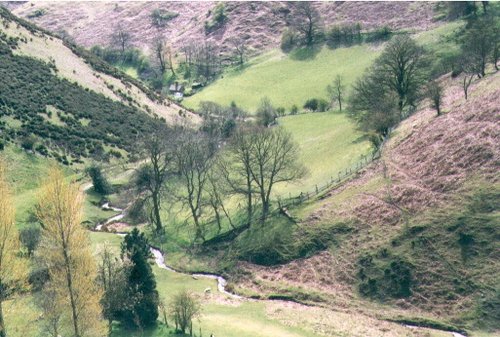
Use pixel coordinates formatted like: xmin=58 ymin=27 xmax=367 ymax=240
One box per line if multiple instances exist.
xmin=0 ymin=37 xmax=164 ymax=163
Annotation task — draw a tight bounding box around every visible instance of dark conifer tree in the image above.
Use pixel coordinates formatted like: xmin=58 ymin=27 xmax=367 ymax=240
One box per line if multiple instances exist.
xmin=120 ymin=228 xmax=159 ymax=329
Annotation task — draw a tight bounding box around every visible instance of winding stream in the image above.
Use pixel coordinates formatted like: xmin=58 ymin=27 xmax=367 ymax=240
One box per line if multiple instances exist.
xmin=96 ymin=203 xmax=242 ymax=299
xmin=95 ymin=202 xmax=467 ymax=336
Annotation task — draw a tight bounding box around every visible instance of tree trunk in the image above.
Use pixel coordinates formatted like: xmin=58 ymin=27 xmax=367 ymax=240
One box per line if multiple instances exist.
xmin=245 ymin=172 xmax=253 ymax=225
xmin=338 ymin=97 xmax=342 ymax=111
xmin=152 ymin=191 xmax=162 ymax=232
xmin=0 ymin=300 xmax=6 ymax=337
xmin=63 ymin=248 xmax=81 ymax=337
xmin=211 ymin=201 xmax=222 ymax=233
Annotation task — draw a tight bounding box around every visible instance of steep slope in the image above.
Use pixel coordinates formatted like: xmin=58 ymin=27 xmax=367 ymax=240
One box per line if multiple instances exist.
xmin=0 ymin=8 xmax=199 ymax=162
xmin=235 ymin=71 xmax=500 ymax=332
xmin=6 ymin=1 xmax=438 ymax=54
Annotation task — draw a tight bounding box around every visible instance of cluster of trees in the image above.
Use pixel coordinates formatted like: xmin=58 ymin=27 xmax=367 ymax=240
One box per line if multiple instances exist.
xmin=0 ymin=160 xmax=202 ymax=336
xmin=98 ymin=229 xmax=160 ymax=332
xmin=136 ymin=122 xmax=305 ymax=242
xmin=280 ymin=2 xmax=393 ymax=53
xmin=349 ymin=35 xmax=427 ymax=140
xmin=459 ymin=13 xmax=499 ymax=98
xmin=348 ymin=6 xmax=498 ymax=148
xmin=178 ymin=40 xmax=222 ymax=84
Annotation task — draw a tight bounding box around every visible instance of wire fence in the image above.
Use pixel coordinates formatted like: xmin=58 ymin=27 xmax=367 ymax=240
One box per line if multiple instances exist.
xmin=276 ymin=139 xmax=386 ymax=209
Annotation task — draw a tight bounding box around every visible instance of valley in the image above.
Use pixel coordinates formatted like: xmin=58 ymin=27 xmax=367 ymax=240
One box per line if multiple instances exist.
xmin=0 ymin=2 xmax=498 ymax=337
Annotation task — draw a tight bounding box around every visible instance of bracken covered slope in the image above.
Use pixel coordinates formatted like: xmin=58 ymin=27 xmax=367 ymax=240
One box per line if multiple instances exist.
xmin=236 ymin=71 xmax=500 ymax=331
xmin=5 ymin=1 xmax=438 ymax=54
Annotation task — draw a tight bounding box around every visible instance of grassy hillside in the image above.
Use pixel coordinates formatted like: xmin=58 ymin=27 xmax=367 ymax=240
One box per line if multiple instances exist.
xmin=237 ymin=71 xmax=500 ymax=334
xmin=184 ymin=45 xmax=380 ymax=112
xmin=276 ymin=112 xmax=372 ymax=197
xmin=184 ymin=19 xmax=466 ymax=113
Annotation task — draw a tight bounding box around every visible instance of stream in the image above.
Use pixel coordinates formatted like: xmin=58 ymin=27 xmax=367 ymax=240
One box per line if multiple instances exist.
xmin=96 ymin=203 xmax=242 ymax=299
xmin=95 ymin=202 xmax=467 ymax=336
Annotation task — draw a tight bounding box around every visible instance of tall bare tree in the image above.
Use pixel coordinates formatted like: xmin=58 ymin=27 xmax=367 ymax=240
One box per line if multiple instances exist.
xmin=250 ymin=127 xmax=306 ymax=219
xmin=36 ymin=167 xmax=105 ymax=337
xmin=327 ymin=75 xmax=345 ymax=111
xmin=0 ymin=162 xmax=28 ymax=337
xmin=229 ymin=37 xmax=248 ymax=66
xmin=153 ymin=36 xmax=176 ymax=76
xmin=111 ymin=25 xmax=131 ymax=54
xmin=136 ymin=126 xmax=174 ymax=232
xmin=97 ymin=243 xmax=129 ymax=335
xmin=426 ymin=80 xmax=443 ymax=115
xmin=222 ymin=127 xmax=258 ymax=226
xmin=289 ymin=2 xmax=323 ymax=46
xmin=173 ymin=132 xmax=216 ymax=242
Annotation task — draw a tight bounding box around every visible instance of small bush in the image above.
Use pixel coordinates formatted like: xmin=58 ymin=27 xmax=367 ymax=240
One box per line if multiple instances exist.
xmin=280 ymin=29 xmax=297 ymax=53
xmin=290 ymin=105 xmax=299 ymax=115
xmin=150 ymin=9 xmax=179 ymax=27
xmin=304 ymin=98 xmax=329 ymax=112
xmin=205 ymin=3 xmax=227 ymax=34
xmin=27 ymin=9 xmax=46 ymax=19
xmin=20 ymin=135 xmax=36 ymax=151
xmin=19 ymin=225 xmax=41 ymax=256
xmin=365 ymin=26 xmax=392 ymax=43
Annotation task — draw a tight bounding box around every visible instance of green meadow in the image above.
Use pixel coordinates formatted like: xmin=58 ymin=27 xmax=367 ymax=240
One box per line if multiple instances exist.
xmin=184 ymin=44 xmax=380 ymax=112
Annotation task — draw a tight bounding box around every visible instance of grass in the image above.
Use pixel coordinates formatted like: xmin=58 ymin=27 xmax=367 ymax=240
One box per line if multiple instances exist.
xmin=88 ymin=231 xmax=324 ymax=337
xmin=184 ymin=44 xmax=380 ymax=112
xmin=2 ymin=145 xmax=57 ymax=227
xmin=276 ymin=111 xmax=372 ymax=197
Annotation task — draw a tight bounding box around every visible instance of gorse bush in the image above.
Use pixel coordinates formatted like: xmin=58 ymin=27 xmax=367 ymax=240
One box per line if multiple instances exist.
xmin=150 ymin=9 xmax=179 ymax=27
xmin=205 ymin=3 xmax=228 ymax=34
xmin=0 ymin=37 xmax=164 ymax=162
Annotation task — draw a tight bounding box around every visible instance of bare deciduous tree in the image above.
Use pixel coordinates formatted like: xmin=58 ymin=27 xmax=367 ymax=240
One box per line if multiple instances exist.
xmin=112 ymin=25 xmax=131 ymax=54
xmin=426 ymin=80 xmax=443 ymax=115
xmin=171 ymin=290 xmax=200 ymax=335
xmin=221 ymin=128 xmax=258 ymax=226
xmin=136 ymin=125 xmax=174 ymax=232
xmin=173 ymin=132 xmax=216 ymax=242
xmin=153 ymin=36 xmax=176 ymax=76
xmin=327 ymin=75 xmax=345 ymax=111
xmin=97 ymin=243 xmax=129 ymax=334
xmin=229 ymin=37 xmax=248 ymax=66
xmin=247 ymin=127 xmax=307 ymax=220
